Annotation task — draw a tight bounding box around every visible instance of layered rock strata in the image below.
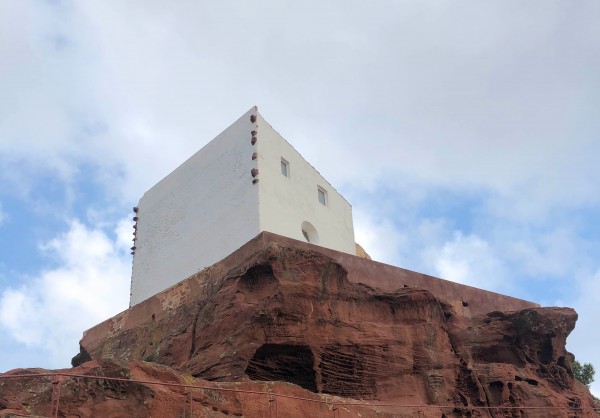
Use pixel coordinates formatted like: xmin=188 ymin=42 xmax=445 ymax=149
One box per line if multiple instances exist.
xmin=1 ymin=243 xmax=596 ymax=417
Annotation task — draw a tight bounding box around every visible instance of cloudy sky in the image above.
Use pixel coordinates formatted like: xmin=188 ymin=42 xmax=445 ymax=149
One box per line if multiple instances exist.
xmin=1 ymin=0 xmax=599 ymax=396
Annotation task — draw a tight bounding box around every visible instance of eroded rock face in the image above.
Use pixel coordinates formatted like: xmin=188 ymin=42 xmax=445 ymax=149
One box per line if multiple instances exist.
xmin=68 ymin=245 xmax=597 ymax=416
xmin=446 ymin=308 xmax=586 ymax=414
xmin=2 ymin=244 xmax=596 ymax=417
xmin=78 ymin=246 xmax=461 ymax=402
xmin=1 ymin=360 xmax=353 ymax=418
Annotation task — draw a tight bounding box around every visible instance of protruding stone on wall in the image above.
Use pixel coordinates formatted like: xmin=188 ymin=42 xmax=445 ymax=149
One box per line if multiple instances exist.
xmin=131 ymin=207 xmax=139 ymax=255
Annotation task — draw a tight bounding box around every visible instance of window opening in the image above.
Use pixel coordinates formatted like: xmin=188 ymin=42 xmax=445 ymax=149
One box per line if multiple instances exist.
xmin=281 ymin=158 xmax=289 ymax=177
xmin=301 ymin=221 xmax=319 ymax=244
xmin=302 ymin=230 xmax=310 ymax=242
xmin=317 ymin=187 xmax=327 ymax=206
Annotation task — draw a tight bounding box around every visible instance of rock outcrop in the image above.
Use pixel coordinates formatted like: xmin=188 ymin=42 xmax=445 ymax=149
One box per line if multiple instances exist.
xmin=1 ymin=244 xmax=597 ymax=417
xmin=355 ymin=242 xmax=372 ymax=260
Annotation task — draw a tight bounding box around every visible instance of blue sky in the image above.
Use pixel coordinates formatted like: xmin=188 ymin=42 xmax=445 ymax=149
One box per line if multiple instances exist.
xmin=1 ymin=0 xmax=599 ymax=396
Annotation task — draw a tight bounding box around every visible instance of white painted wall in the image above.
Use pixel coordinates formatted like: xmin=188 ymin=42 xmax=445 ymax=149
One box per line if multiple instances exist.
xmin=130 ymin=107 xmax=356 ymax=306
xmin=256 ymin=114 xmax=356 ymax=255
xmin=130 ymin=107 xmax=260 ymax=306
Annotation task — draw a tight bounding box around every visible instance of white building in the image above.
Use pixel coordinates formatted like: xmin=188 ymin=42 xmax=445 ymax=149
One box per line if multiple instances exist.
xmin=130 ymin=107 xmax=356 ymax=306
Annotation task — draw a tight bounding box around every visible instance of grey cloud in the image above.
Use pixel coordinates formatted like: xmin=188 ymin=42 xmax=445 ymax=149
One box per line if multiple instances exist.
xmin=3 ymin=1 xmax=599 ymax=214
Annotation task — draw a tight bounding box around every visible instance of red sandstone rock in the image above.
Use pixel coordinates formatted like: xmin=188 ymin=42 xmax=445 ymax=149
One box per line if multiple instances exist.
xmin=1 ymin=244 xmax=597 ymax=417
xmin=2 ymin=360 xmax=504 ymax=418
xmin=355 ymin=242 xmax=372 ymax=260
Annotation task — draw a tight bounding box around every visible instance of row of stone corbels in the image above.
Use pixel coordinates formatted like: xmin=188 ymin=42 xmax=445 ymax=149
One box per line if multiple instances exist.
xmin=250 ymin=113 xmax=259 ymax=184
xmin=130 ymin=207 xmax=139 ymax=255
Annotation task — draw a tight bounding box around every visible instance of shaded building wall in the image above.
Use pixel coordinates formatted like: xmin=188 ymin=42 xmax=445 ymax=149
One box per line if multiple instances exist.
xmin=130 ymin=107 xmax=260 ymax=306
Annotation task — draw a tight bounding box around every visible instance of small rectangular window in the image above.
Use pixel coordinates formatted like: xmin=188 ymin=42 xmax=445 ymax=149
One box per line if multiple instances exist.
xmin=281 ymin=158 xmax=289 ymax=177
xmin=317 ymin=187 xmax=327 ymax=206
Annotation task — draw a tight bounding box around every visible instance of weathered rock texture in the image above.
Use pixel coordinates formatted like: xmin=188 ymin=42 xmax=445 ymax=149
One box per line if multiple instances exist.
xmin=355 ymin=242 xmax=372 ymax=260
xmin=4 ymin=360 xmax=539 ymax=418
xmin=1 ymin=360 xmax=383 ymax=417
xmin=2 ymin=241 xmax=597 ymax=417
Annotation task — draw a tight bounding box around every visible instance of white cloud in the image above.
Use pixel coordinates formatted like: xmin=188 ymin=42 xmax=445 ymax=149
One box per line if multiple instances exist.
xmin=0 ymin=219 xmax=131 ymax=368
xmin=353 ymin=202 xmax=454 ymax=273
xmin=425 ymin=232 xmax=509 ymax=292
xmin=2 ymin=1 xmax=599 ymax=217
xmin=504 ymin=227 xmax=585 ymax=279
xmin=353 ymin=209 xmax=407 ymax=265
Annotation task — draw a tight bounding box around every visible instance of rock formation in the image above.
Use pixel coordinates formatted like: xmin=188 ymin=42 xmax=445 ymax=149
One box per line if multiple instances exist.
xmin=355 ymin=242 xmax=372 ymax=260
xmin=1 ymin=244 xmax=597 ymax=417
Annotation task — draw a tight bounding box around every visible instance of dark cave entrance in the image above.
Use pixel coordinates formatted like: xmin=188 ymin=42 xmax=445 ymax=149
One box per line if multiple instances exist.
xmin=245 ymin=344 xmax=318 ymax=392
xmin=239 ymin=265 xmax=276 ymax=291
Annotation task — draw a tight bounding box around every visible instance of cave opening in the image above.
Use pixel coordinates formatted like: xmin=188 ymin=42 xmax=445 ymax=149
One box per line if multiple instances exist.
xmin=245 ymin=344 xmax=317 ymax=392
xmin=240 ymin=265 xmax=276 ymax=291
xmin=489 ymin=381 xmax=504 ymax=405
xmin=539 ymin=337 xmax=554 ymax=364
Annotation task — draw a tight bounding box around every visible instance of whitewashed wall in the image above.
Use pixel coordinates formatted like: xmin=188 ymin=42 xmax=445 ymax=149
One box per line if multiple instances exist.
xmin=255 ymin=114 xmax=356 ymax=255
xmin=130 ymin=107 xmax=356 ymax=306
xmin=130 ymin=108 xmax=260 ymax=306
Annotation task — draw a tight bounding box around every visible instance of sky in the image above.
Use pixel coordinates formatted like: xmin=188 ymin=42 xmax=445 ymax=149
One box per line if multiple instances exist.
xmin=0 ymin=0 xmax=599 ymax=396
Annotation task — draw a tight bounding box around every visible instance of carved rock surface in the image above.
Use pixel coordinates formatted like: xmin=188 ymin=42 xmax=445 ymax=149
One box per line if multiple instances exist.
xmin=1 ymin=360 xmax=382 ymax=418
xmin=1 ymin=245 xmax=597 ymax=417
